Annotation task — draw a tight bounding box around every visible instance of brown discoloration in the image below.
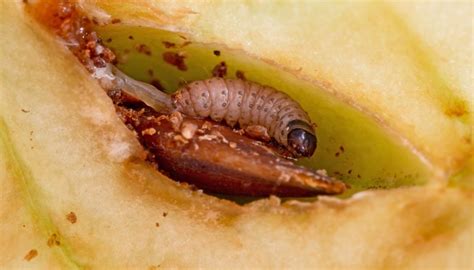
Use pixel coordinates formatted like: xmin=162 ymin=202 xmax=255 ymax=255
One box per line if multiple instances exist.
xmin=24 ymin=249 xmax=38 ymax=261
xmin=445 ymin=100 xmax=468 ymax=118
xmin=27 ymin=0 xmax=116 ymax=73
xmin=66 ymin=212 xmax=77 ymax=224
xmin=212 ymin=61 xmax=227 ymax=78
xmin=162 ymin=51 xmax=187 ymax=71
xmin=116 ymin=104 xmax=345 ymax=197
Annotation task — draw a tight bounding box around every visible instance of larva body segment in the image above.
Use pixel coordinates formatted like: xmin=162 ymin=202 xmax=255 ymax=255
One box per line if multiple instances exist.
xmin=172 ymin=78 xmax=317 ymax=157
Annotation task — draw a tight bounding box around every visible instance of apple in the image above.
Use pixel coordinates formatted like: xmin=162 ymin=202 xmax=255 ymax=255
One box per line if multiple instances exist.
xmin=1 ymin=0 xmax=472 ymax=268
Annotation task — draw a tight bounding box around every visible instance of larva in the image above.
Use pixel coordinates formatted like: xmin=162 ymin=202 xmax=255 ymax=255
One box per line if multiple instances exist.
xmin=171 ymin=78 xmax=317 ymax=157
xmin=106 ymin=67 xmax=316 ymax=157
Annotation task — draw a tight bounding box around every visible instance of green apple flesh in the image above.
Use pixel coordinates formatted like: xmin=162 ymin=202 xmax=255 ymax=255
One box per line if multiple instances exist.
xmin=88 ymin=0 xmax=472 ymax=178
xmin=1 ymin=0 xmax=473 ymax=269
xmin=97 ymin=25 xmax=431 ymax=195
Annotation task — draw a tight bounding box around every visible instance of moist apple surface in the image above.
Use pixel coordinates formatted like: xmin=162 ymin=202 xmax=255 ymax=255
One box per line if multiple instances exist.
xmin=1 ymin=0 xmax=473 ymax=269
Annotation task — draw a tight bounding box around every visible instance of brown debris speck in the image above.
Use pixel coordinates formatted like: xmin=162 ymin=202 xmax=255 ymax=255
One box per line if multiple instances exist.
xmin=24 ymin=249 xmax=38 ymax=261
xmin=339 ymin=145 xmax=345 ymax=152
xmin=348 ymin=169 xmax=352 ymax=174
xmin=163 ymin=212 xmax=168 ymax=217
xmin=173 ymin=134 xmax=189 ymax=144
xmin=147 ymin=69 xmax=154 ymax=77
xmin=169 ymin=112 xmax=183 ymax=131
xmin=136 ymin=44 xmax=152 ymax=56
xmin=213 ymin=50 xmax=221 ymax=56
xmin=47 ymin=233 xmax=60 ymax=247
xmin=212 ymin=61 xmax=227 ymax=78
xmin=155 ymin=222 xmax=160 ymax=227
xmin=162 ymin=51 xmax=187 ymax=71
xmin=150 ymin=79 xmax=166 ymax=91
xmin=335 ymin=152 xmax=340 ymax=157
xmin=21 ymin=108 xmax=30 ymax=113
xmin=66 ymin=212 xmax=77 ymax=224
xmin=162 ymin=41 xmax=176 ymax=48
xmin=128 ymin=35 xmax=134 ymax=40
xmin=142 ymin=128 xmax=157 ymax=136
xmin=181 ymin=122 xmax=198 ymax=139
xmin=111 ymin=18 xmax=121 ymax=24
xmin=201 ymin=121 xmax=213 ymax=130
xmin=236 ymin=70 xmax=246 ymax=80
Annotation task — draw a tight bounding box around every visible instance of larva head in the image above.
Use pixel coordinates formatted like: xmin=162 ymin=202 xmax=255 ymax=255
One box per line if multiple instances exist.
xmin=287 ymin=120 xmax=317 ymax=157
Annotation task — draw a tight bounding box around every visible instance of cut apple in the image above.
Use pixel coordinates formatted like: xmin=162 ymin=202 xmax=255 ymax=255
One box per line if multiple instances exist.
xmin=1 ymin=0 xmax=473 ymax=269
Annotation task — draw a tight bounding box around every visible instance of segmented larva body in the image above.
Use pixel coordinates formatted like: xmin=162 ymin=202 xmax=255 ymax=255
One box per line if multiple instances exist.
xmin=171 ymin=78 xmax=317 ymax=157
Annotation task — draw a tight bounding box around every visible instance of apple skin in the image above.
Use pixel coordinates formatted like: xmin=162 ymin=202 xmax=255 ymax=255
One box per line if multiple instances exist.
xmin=1 ymin=0 xmax=473 ymax=269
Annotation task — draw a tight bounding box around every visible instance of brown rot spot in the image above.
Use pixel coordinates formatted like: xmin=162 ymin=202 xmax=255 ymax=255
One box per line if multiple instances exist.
xmin=212 ymin=61 xmax=227 ymax=78
xmin=335 ymin=152 xmax=340 ymax=157
xmin=340 ymin=145 xmax=345 ymax=152
xmin=66 ymin=212 xmax=77 ymax=224
xmin=162 ymin=41 xmax=176 ymax=48
xmin=236 ymin=70 xmax=246 ymax=80
xmin=348 ymin=169 xmax=352 ymax=174
xmin=128 ymin=35 xmax=134 ymax=40
xmin=213 ymin=50 xmax=221 ymax=56
xmin=24 ymin=249 xmax=38 ymax=261
xmin=155 ymin=222 xmax=160 ymax=227
xmin=136 ymin=44 xmax=152 ymax=56
xmin=162 ymin=51 xmax=187 ymax=71
xmin=163 ymin=212 xmax=168 ymax=217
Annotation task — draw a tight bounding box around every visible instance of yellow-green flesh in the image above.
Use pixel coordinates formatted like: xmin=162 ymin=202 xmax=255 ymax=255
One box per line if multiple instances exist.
xmin=97 ymin=25 xmax=432 ymax=195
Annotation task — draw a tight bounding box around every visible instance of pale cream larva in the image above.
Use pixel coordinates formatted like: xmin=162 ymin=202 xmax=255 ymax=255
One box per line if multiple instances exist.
xmin=171 ymin=78 xmax=317 ymax=157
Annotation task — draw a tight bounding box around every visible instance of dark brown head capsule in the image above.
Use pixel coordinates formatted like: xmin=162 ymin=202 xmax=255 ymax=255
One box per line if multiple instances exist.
xmin=287 ymin=120 xmax=317 ymax=157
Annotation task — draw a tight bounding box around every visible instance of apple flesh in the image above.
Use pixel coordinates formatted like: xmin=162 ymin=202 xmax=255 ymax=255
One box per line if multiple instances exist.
xmin=1 ymin=0 xmax=473 ymax=269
